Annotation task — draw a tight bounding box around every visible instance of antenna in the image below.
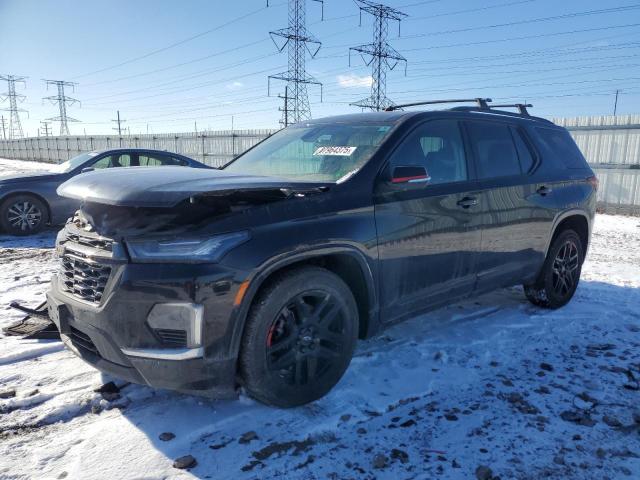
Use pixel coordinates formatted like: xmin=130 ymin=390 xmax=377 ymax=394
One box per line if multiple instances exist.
xmin=0 ymin=74 xmax=28 ymax=139
xmin=42 ymin=79 xmax=80 ymax=136
xmin=268 ymin=0 xmax=324 ymax=124
xmin=349 ymin=1 xmax=407 ymax=111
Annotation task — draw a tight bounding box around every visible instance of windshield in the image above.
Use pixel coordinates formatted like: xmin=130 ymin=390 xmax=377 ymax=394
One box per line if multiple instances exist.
xmin=50 ymin=152 xmax=98 ymax=173
xmin=224 ymin=123 xmax=394 ymax=183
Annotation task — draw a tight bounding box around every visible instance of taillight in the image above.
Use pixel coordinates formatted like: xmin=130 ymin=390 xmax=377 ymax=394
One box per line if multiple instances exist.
xmin=587 ymin=175 xmax=599 ymax=191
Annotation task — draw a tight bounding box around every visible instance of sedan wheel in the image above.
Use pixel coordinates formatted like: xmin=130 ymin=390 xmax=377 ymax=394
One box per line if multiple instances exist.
xmin=0 ymin=195 xmax=48 ymax=236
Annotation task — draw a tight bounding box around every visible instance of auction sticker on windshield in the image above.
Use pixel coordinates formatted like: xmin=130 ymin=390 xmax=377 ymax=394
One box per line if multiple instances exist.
xmin=313 ymin=146 xmax=357 ymax=156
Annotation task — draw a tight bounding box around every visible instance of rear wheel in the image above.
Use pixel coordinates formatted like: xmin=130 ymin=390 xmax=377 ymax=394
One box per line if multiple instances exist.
xmin=0 ymin=195 xmax=48 ymax=236
xmin=239 ymin=267 xmax=359 ymax=407
xmin=524 ymin=229 xmax=583 ymax=309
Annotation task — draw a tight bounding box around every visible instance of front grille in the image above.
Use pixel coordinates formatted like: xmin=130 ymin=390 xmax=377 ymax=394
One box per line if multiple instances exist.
xmin=58 ymin=227 xmax=119 ymax=305
xmin=60 ymin=256 xmax=111 ymax=304
xmin=68 ymin=325 xmax=99 ymax=355
xmin=155 ymin=329 xmax=188 ymax=348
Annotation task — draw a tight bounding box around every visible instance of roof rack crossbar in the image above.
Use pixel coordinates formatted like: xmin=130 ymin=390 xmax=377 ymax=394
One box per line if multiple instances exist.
xmin=487 ymin=103 xmax=533 ymax=115
xmin=385 ymin=98 xmax=492 ymax=112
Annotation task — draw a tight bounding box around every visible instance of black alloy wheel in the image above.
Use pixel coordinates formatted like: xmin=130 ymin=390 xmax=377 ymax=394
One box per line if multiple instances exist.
xmin=551 ymin=238 xmax=580 ymax=297
xmin=265 ymin=291 xmax=346 ymax=387
xmin=524 ymin=229 xmax=584 ymax=309
xmin=240 ymin=267 xmax=359 ymax=407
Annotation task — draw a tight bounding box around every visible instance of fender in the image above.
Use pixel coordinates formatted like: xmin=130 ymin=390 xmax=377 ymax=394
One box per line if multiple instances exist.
xmin=543 ymin=208 xmax=592 ymax=259
xmin=227 ymin=244 xmax=379 ymax=361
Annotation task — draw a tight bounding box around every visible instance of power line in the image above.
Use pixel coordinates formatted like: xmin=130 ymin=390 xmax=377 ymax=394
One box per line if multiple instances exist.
xmin=402 ymin=5 xmax=640 ymax=39
xmin=350 ymin=1 xmax=408 ymax=111
xmin=84 ymin=65 xmax=285 ymax=106
xmin=0 ymin=74 xmax=28 ymax=139
xmin=71 ymin=3 xmax=283 ymax=79
xmin=81 ymin=40 xmax=270 ymax=87
xmin=268 ymin=0 xmax=324 ymax=124
xmin=406 ymin=0 xmax=537 ymax=21
xmin=43 ymin=80 xmax=80 ymax=136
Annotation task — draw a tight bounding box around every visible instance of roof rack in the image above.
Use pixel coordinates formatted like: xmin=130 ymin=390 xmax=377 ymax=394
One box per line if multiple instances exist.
xmin=489 ymin=103 xmax=532 ymax=115
xmin=385 ymin=98 xmax=534 ymax=117
xmin=385 ymin=98 xmax=492 ymax=112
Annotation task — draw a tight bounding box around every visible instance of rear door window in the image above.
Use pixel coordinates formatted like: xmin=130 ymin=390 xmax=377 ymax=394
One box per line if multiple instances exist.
xmin=511 ymin=127 xmax=536 ymax=173
xmin=535 ymin=127 xmax=588 ymax=169
xmin=466 ymin=121 xmax=522 ymax=179
xmin=91 ymin=154 xmax=132 ymax=169
xmin=138 ymin=153 xmax=185 ymax=167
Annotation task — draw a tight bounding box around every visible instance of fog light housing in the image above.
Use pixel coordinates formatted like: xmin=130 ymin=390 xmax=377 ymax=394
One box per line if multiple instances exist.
xmin=147 ymin=303 xmax=203 ymax=349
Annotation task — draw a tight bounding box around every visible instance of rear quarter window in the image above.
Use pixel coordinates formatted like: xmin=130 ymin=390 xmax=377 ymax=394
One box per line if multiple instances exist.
xmin=535 ymin=127 xmax=588 ymax=170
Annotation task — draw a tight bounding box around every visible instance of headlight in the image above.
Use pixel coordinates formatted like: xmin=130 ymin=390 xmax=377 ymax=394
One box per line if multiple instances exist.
xmin=126 ymin=231 xmax=249 ymax=263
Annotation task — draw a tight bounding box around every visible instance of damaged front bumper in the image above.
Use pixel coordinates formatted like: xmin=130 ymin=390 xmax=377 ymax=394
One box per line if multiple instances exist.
xmin=47 ymin=225 xmax=246 ymax=399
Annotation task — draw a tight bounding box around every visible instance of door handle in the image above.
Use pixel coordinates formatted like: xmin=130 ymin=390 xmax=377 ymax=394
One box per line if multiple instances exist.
xmin=537 ymin=185 xmax=552 ymax=196
xmin=457 ymin=196 xmax=478 ymax=208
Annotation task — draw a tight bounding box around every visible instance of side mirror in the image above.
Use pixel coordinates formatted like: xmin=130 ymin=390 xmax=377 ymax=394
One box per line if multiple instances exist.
xmin=80 ymin=167 xmax=95 ymax=173
xmin=390 ymin=165 xmax=430 ymax=185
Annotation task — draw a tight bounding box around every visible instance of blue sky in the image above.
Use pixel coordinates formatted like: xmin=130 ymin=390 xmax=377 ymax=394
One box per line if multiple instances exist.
xmin=1 ymin=0 xmax=639 ymax=135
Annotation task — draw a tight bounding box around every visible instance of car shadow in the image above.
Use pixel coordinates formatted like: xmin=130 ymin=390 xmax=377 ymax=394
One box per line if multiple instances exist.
xmin=105 ymin=279 xmax=640 ymax=478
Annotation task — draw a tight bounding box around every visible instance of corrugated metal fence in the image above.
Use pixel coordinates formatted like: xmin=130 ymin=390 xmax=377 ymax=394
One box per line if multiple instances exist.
xmin=553 ymin=114 xmax=640 ymax=215
xmin=1 ymin=116 xmax=640 ymax=213
xmin=0 ymin=129 xmax=277 ymax=168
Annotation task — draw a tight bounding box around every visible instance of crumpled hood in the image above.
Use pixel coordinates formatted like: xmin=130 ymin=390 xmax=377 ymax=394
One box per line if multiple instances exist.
xmin=57 ymin=166 xmax=330 ymax=207
xmin=0 ymin=171 xmax=59 ymax=183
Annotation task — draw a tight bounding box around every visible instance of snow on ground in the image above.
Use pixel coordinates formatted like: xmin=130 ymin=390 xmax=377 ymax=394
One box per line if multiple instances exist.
xmin=0 ymin=158 xmax=57 ymax=175
xmin=0 ymin=158 xmax=639 ymax=480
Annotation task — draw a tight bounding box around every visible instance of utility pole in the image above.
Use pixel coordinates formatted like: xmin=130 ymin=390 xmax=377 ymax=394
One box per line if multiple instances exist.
xmin=0 ymin=74 xmax=28 ymax=139
xmin=40 ymin=120 xmax=52 ymax=137
xmin=268 ymin=0 xmax=324 ymax=124
xmin=350 ymin=1 xmax=408 ymax=111
xmin=112 ymin=110 xmax=125 ymax=136
xmin=42 ymin=79 xmax=80 ymax=136
xmin=0 ymin=115 xmax=7 ymax=140
xmin=278 ymin=85 xmax=293 ymax=127
xmin=613 ymin=89 xmax=620 ymax=116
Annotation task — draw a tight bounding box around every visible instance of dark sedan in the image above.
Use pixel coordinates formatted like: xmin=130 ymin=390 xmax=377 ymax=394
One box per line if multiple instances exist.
xmin=0 ymin=149 xmax=209 ymax=235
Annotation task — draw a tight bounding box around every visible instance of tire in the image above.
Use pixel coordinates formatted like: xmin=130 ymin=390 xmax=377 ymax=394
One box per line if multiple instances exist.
xmin=239 ymin=266 xmax=359 ymax=407
xmin=524 ymin=229 xmax=584 ymax=309
xmin=0 ymin=194 xmax=48 ymax=236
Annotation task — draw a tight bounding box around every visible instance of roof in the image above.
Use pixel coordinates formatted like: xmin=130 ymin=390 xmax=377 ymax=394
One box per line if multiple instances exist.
xmin=298 ymin=107 xmax=554 ymax=128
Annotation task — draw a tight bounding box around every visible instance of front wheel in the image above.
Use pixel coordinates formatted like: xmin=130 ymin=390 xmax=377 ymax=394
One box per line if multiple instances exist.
xmin=239 ymin=266 xmax=359 ymax=407
xmin=524 ymin=229 xmax=584 ymax=309
xmin=0 ymin=195 xmax=48 ymax=236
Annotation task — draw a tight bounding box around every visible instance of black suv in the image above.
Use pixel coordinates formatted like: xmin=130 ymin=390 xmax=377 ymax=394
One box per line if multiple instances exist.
xmin=47 ymin=100 xmax=597 ymax=407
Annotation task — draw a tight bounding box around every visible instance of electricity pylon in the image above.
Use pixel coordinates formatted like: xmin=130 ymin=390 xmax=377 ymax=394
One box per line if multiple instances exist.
xmin=268 ymin=0 xmax=324 ymax=124
xmin=350 ymin=0 xmax=407 ymax=111
xmin=43 ymin=79 xmax=80 ymax=136
xmin=0 ymin=74 xmax=28 ymax=139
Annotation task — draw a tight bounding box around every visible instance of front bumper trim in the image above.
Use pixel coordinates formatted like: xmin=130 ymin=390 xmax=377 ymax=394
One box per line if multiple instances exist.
xmin=121 ymin=346 xmax=204 ymax=361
